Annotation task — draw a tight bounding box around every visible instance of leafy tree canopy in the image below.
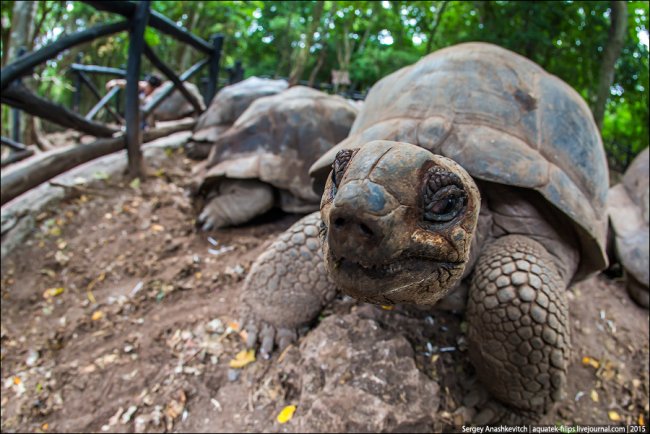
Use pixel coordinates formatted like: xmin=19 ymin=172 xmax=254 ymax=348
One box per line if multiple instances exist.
xmin=1 ymin=1 xmax=648 ymax=170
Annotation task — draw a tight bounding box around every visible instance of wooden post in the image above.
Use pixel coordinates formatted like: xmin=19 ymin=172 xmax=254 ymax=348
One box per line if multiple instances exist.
xmin=11 ymin=48 xmax=26 ymax=145
xmin=124 ymin=0 xmax=150 ymax=178
xmin=233 ymin=60 xmax=244 ymax=83
xmin=206 ymin=34 xmax=224 ymax=105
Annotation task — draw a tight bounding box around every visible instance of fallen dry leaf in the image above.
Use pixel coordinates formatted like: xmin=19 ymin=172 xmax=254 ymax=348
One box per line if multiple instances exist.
xmin=276 ymin=405 xmax=296 ymax=424
xmin=43 ymin=287 xmax=65 ymax=299
xmin=91 ymin=311 xmax=104 ymax=321
xmin=608 ymin=410 xmax=621 ymax=421
xmin=581 ymin=356 xmax=600 ymax=369
xmin=229 ymin=349 xmax=256 ymax=369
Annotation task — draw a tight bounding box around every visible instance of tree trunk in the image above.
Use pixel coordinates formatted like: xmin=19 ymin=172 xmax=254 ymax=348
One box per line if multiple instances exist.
xmin=7 ymin=1 xmax=38 ymax=147
xmin=1 ymin=119 xmax=195 ymax=206
xmin=426 ymin=1 xmax=449 ymax=53
xmin=178 ymin=2 xmax=203 ymax=71
xmin=289 ymin=1 xmax=325 ymax=85
xmin=7 ymin=1 xmax=37 ymax=61
xmin=593 ymin=1 xmax=627 ymax=129
xmin=274 ymin=6 xmax=295 ymax=78
xmin=308 ymin=46 xmax=328 ymax=88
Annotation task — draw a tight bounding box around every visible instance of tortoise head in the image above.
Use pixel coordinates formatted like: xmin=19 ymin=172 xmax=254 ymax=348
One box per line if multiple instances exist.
xmin=319 ymin=140 xmax=481 ymax=305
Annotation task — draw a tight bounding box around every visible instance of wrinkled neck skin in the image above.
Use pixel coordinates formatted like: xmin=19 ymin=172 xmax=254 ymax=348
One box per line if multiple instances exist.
xmin=319 ymin=141 xmax=481 ymax=306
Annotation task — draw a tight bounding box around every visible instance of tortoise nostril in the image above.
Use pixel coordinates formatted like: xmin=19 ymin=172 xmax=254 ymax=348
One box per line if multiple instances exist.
xmin=359 ymin=223 xmax=374 ymax=237
xmin=334 ymin=217 xmax=346 ymax=229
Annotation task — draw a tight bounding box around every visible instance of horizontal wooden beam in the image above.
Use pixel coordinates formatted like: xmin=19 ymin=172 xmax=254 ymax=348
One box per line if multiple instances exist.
xmin=1 ymin=119 xmax=195 ymax=206
xmin=1 ymin=82 xmax=119 ymax=137
xmin=70 ymin=63 xmax=126 ymax=77
xmin=83 ymin=1 xmax=212 ymax=54
xmin=143 ymin=43 xmax=203 ymax=114
xmin=0 ymin=21 xmax=129 ymax=90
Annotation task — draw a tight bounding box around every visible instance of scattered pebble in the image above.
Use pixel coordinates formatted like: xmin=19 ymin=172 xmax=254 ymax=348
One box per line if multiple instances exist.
xmin=227 ymin=369 xmax=240 ymax=382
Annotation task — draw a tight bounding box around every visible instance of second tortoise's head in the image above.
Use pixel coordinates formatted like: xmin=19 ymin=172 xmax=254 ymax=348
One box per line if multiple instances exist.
xmin=319 ymin=140 xmax=481 ymax=305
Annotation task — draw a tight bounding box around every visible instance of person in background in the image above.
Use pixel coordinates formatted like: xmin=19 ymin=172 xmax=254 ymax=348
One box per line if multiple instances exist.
xmin=105 ymin=73 xmax=163 ymax=103
xmin=106 ymin=74 xmax=163 ymax=129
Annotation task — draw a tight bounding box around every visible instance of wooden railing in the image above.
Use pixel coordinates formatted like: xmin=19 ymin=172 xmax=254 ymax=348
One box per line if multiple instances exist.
xmin=1 ymin=1 xmax=224 ymax=204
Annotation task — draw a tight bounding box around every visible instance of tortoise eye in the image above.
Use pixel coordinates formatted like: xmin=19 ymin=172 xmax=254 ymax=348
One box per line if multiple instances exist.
xmin=423 ymin=166 xmax=467 ymax=223
xmin=331 ymin=149 xmax=355 ymax=188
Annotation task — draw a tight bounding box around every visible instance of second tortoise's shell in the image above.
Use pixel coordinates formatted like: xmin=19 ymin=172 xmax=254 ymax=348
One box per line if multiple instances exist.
xmin=199 ymin=86 xmax=358 ymax=206
xmin=191 ymin=77 xmax=289 ymax=142
xmin=311 ymin=42 xmax=609 ymax=280
xmin=607 ymin=147 xmax=649 ymax=287
xmin=148 ymin=81 xmax=206 ymax=121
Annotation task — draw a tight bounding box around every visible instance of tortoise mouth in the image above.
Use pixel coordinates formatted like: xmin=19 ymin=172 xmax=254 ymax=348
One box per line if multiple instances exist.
xmin=336 ymin=256 xmax=443 ymax=281
xmin=327 ymin=251 xmax=464 ymax=300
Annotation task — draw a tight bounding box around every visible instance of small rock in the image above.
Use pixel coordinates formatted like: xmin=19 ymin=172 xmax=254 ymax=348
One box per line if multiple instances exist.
xmin=26 ymin=349 xmax=40 ymax=367
xmin=121 ymin=405 xmax=138 ymax=424
xmin=205 ymin=319 xmax=225 ymax=334
xmin=227 ymin=369 xmax=240 ymax=382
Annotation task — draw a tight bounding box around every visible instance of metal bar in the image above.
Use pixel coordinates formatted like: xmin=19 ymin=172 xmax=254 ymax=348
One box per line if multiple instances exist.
xmin=142 ymin=58 xmax=208 ymax=116
xmin=1 ymin=81 xmax=118 ymax=137
xmin=1 ymin=136 xmax=29 ymax=151
xmin=78 ymin=71 xmax=123 ymax=123
xmin=86 ymin=86 xmax=121 ymax=121
xmin=206 ymin=34 xmax=224 ymax=104
xmin=70 ymin=63 xmax=127 ymax=77
xmin=124 ymin=0 xmax=150 ymax=178
xmin=0 ymin=21 xmax=129 ymax=91
xmin=143 ymin=43 xmax=203 ymax=114
xmin=83 ymin=1 xmax=212 ymax=54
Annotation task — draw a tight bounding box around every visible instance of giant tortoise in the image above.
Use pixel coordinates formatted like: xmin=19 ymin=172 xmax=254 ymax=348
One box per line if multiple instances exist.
xmin=185 ymin=77 xmax=289 ymax=159
xmin=607 ymin=147 xmax=649 ymax=307
xmin=147 ymin=81 xmax=205 ymax=124
xmin=238 ymin=42 xmax=610 ymax=421
xmin=193 ymin=85 xmax=358 ymax=230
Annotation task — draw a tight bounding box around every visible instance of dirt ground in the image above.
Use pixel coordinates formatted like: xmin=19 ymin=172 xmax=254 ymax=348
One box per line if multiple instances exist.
xmin=1 ymin=149 xmax=648 ymax=433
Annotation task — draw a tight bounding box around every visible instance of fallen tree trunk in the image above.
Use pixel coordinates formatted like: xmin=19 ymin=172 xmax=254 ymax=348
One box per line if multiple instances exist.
xmin=1 ymin=119 xmax=195 ymax=205
xmin=1 ymin=149 xmax=34 ymax=168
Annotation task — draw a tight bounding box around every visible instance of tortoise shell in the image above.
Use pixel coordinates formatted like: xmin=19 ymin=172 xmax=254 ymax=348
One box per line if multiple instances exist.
xmin=311 ymin=42 xmax=609 ymax=280
xmin=608 ymin=147 xmax=649 ymax=287
xmin=198 ymin=86 xmax=358 ymax=205
xmin=192 ymin=77 xmax=288 ymax=142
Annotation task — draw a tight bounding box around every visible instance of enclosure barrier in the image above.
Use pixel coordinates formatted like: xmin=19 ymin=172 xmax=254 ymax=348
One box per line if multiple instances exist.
xmin=1 ymin=0 xmax=224 ymax=202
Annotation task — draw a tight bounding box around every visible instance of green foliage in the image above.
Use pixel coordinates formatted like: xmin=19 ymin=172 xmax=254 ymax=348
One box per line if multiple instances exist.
xmin=0 ymin=1 xmax=648 ymax=170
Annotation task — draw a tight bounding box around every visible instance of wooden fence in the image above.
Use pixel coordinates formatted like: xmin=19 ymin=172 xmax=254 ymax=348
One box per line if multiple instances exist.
xmin=1 ymin=0 xmax=224 ymax=205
